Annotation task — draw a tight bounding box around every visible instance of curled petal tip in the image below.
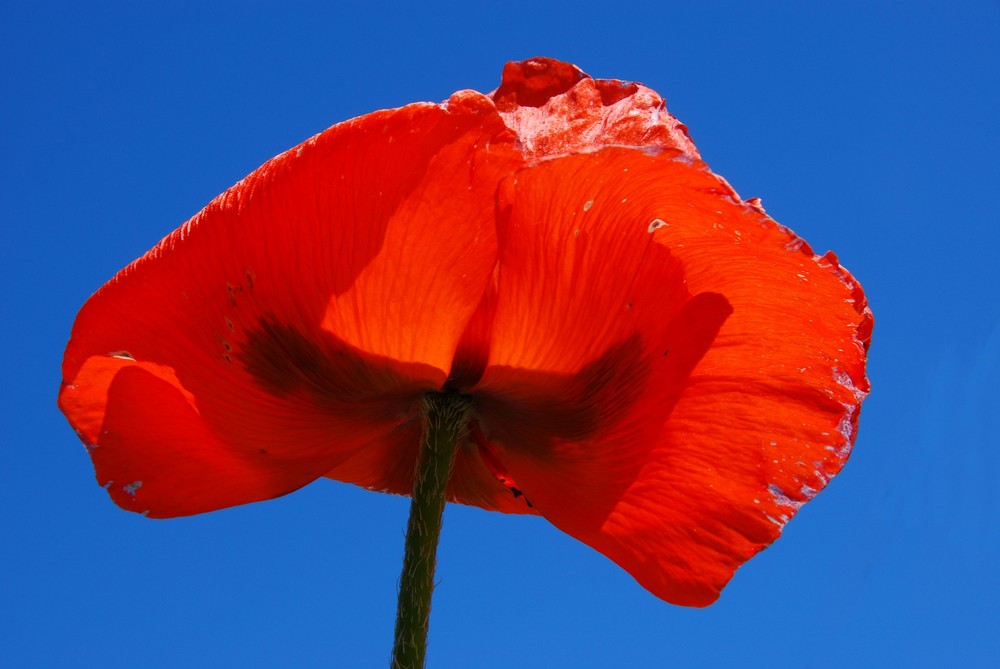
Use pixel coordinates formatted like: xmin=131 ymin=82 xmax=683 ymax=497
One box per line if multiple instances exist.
xmin=493 ymin=57 xmax=588 ymax=109
xmin=491 ymin=57 xmax=698 ymax=160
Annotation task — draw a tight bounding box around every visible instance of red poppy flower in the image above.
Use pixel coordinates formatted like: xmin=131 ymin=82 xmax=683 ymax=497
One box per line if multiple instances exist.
xmin=59 ymin=58 xmax=872 ymax=607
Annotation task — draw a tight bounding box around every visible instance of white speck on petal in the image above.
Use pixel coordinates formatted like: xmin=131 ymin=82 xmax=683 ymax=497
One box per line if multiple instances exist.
xmin=768 ymin=484 xmax=804 ymax=511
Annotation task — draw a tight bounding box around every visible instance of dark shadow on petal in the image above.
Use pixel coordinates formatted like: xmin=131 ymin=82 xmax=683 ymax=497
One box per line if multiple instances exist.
xmin=655 ymin=292 xmax=734 ymax=405
xmin=239 ymin=314 xmax=440 ymax=423
xmin=476 ymin=335 xmax=649 ymax=444
xmin=475 ymin=292 xmax=732 ymax=527
xmin=447 ymin=276 xmax=498 ymax=390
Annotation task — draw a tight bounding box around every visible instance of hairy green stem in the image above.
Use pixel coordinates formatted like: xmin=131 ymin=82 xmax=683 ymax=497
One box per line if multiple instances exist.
xmin=390 ymin=392 xmax=472 ymax=669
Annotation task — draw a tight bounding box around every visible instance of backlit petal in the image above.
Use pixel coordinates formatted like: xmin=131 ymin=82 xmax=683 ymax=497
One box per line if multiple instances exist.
xmin=492 ymin=57 xmax=699 ymax=160
xmin=323 ymin=419 xmax=538 ymax=516
xmin=59 ymin=94 xmax=521 ymax=516
xmin=474 ymin=147 xmax=871 ymax=605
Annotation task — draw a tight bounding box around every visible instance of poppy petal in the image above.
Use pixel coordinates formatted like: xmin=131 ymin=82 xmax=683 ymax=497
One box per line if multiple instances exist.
xmin=322 ymin=419 xmax=539 ymax=516
xmin=473 ymin=147 xmax=871 ymax=605
xmin=492 ymin=57 xmax=699 ymax=160
xmin=60 ymin=356 xmax=367 ymax=517
xmin=59 ymin=93 xmax=522 ymax=517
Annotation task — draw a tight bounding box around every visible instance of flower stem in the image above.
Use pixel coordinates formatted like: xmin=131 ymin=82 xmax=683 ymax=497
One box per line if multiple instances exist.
xmin=391 ymin=391 xmax=472 ymax=669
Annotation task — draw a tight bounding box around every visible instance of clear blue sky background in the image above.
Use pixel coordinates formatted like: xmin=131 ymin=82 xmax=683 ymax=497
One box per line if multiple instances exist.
xmin=3 ymin=2 xmax=997 ymax=667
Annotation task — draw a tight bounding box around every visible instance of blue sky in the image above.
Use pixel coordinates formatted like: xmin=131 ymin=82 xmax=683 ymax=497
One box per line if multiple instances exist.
xmin=3 ymin=2 xmax=997 ymax=667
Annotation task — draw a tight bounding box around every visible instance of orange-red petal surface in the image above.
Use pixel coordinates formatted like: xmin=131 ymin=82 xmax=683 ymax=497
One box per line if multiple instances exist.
xmin=59 ymin=93 xmax=522 ymax=517
xmin=322 ymin=417 xmax=539 ymax=516
xmin=473 ymin=147 xmax=871 ymax=605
